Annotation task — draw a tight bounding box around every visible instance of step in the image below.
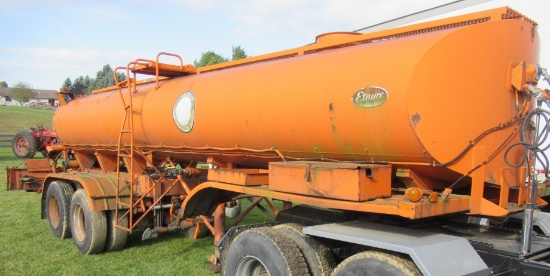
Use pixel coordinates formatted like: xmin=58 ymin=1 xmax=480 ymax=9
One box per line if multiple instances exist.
xmin=131 ymin=61 xmax=196 ymax=77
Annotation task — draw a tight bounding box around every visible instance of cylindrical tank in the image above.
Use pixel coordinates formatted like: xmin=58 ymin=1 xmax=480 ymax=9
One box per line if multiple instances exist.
xmin=54 ymin=13 xmax=539 ymax=185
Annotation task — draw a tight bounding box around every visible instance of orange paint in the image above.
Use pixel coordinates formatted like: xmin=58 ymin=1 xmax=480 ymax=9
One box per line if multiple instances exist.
xmin=50 ymin=7 xmax=544 ymax=218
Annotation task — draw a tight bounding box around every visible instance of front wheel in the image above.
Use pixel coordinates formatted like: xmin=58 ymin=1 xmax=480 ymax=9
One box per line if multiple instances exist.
xmin=274 ymin=223 xmax=336 ymax=276
xmin=70 ymin=189 xmax=107 ymax=255
xmin=223 ymin=227 xmax=309 ymax=276
xmin=11 ymin=131 xmax=38 ymax=158
xmin=332 ymin=251 xmax=421 ymax=276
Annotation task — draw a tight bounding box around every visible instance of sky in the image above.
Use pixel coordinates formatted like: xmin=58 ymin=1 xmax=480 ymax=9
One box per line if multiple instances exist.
xmin=0 ymin=0 xmax=549 ymax=90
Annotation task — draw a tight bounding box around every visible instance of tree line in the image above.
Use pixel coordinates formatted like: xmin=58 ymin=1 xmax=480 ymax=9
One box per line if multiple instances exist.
xmin=0 ymin=46 xmax=248 ymax=102
xmin=62 ymin=46 xmax=247 ymax=95
xmin=62 ymin=64 xmax=127 ymax=95
xmin=194 ymin=46 xmax=247 ymax=67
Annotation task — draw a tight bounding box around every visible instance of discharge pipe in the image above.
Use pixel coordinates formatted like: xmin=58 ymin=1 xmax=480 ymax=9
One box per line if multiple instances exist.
xmin=521 ymin=67 xmax=550 ymax=254
xmin=521 ymin=122 xmax=539 ymax=254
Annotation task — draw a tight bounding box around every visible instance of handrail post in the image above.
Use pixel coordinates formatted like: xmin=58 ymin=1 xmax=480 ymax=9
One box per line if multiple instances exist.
xmin=155 ymin=52 xmax=185 ymax=88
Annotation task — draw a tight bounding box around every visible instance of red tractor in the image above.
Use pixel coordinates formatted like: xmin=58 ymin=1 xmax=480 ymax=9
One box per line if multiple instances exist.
xmin=11 ymin=124 xmax=58 ymax=158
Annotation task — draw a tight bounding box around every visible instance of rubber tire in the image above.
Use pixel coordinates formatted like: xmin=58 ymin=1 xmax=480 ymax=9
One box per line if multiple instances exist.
xmin=70 ymin=189 xmax=107 ymax=255
xmin=332 ymin=251 xmax=421 ymax=276
xmin=274 ymin=223 xmax=336 ymax=276
xmin=11 ymin=131 xmax=37 ymax=158
xmin=45 ymin=181 xmax=74 ymax=239
xmin=223 ymin=227 xmax=309 ymax=276
xmin=104 ymin=210 xmax=129 ymax=252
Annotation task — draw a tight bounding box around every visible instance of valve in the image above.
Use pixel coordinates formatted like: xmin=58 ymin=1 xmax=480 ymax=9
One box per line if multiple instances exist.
xmin=524 ymin=85 xmax=550 ymax=102
xmin=509 ymin=62 xmax=542 ymax=93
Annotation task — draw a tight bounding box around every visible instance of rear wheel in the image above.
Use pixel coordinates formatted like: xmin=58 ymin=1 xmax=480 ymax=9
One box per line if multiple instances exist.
xmin=45 ymin=181 xmax=74 ymax=239
xmin=70 ymin=189 xmax=107 ymax=254
xmin=223 ymin=227 xmax=309 ymax=276
xmin=104 ymin=210 xmax=129 ymax=252
xmin=332 ymin=251 xmax=421 ymax=276
xmin=11 ymin=131 xmax=37 ymax=158
xmin=274 ymin=223 xmax=336 ymax=276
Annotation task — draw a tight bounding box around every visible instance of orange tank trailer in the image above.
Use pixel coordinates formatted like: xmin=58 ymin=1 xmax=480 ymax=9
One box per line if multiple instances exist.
xmin=53 ymin=7 xmax=544 ymax=217
xmin=17 ymin=6 xmax=550 ymax=275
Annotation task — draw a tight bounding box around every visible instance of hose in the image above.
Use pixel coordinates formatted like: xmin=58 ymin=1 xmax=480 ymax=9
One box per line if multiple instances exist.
xmin=447 ymin=65 xmax=550 ymax=190
xmin=502 ymin=66 xmax=550 ymax=180
xmin=504 ymin=106 xmax=550 ymax=179
xmin=437 ymin=94 xmax=530 ymax=168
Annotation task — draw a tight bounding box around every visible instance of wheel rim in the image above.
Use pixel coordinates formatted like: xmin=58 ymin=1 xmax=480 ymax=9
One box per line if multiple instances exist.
xmin=48 ymin=195 xmax=60 ymax=228
xmin=236 ymin=256 xmax=270 ymax=276
xmin=72 ymin=204 xmax=86 ymax=242
xmin=14 ymin=136 xmax=30 ymax=155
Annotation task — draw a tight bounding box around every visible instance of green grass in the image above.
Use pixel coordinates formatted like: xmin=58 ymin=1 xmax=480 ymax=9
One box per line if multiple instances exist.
xmin=0 ymin=106 xmax=275 ymax=275
xmin=0 ymin=106 xmax=54 ymax=134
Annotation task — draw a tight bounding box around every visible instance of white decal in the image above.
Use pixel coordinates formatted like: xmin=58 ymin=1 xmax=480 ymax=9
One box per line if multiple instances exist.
xmin=173 ymin=91 xmax=195 ymax=133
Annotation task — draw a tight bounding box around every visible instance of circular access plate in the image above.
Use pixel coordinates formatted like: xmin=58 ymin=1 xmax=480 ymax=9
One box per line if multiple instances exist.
xmin=173 ymin=91 xmax=195 ymax=133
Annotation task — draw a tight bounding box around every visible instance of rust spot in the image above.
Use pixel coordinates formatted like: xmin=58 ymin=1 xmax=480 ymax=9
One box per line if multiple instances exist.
xmin=411 ymin=113 xmax=421 ymax=127
xmin=329 ymin=103 xmax=337 ymax=132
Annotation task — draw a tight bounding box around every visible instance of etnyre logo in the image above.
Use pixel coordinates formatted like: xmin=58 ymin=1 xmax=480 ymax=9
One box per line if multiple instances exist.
xmin=351 ymin=86 xmax=388 ymax=108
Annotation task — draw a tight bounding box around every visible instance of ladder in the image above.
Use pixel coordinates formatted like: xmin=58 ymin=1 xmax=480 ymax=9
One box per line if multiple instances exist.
xmin=113 ymin=52 xmax=195 ymax=233
xmin=113 ymin=65 xmax=136 ymax=233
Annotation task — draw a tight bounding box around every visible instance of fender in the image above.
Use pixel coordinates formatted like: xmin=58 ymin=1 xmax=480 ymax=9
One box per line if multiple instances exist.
xmin=41 ymin=173 xmax=130 ymax=218
xmin=179 ymin=182 xmax=241 ymax=219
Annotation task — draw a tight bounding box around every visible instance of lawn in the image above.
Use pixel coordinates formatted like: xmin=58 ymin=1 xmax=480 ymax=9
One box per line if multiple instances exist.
xmin=0 ymin=106 xmax=54 ymax=134
xmin=0 ymin=106 xmax=274 ymax=275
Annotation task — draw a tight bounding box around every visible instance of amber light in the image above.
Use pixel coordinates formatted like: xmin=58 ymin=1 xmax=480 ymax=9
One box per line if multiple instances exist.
xmin=405 ymin=187 xmax=423 ymax=202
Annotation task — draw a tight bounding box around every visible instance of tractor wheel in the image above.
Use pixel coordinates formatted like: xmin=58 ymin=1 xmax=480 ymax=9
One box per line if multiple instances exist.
xmin=332 ymin=251 xmax=421 ymax=276
xmin=104 ymin=210 xmax=129 ymax=252
xmin=274 ymin=223 xmax=336 ymax=276
xmin=70 ymin=189 xmax=107 ymax=255
xmin=45 ymin=181 xmax=74 ymax=239
xmin=223 ymin=227 xmax=309 ymax=276
xmin=11 ymin=131 xmax=38 ymax=158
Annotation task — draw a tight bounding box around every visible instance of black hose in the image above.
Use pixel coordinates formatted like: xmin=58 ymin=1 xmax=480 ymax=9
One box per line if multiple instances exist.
xmin=504 ymin=107 xmax=550 ymax=174
xmin=437 ymin=98 xmax=529 ymax=168
xmin=448 ymin=104 xmax=550 ymax=190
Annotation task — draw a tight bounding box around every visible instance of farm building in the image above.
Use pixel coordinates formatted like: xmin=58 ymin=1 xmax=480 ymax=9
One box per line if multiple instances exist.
xmin=0 ymin=87 xmax=59 ymax=107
